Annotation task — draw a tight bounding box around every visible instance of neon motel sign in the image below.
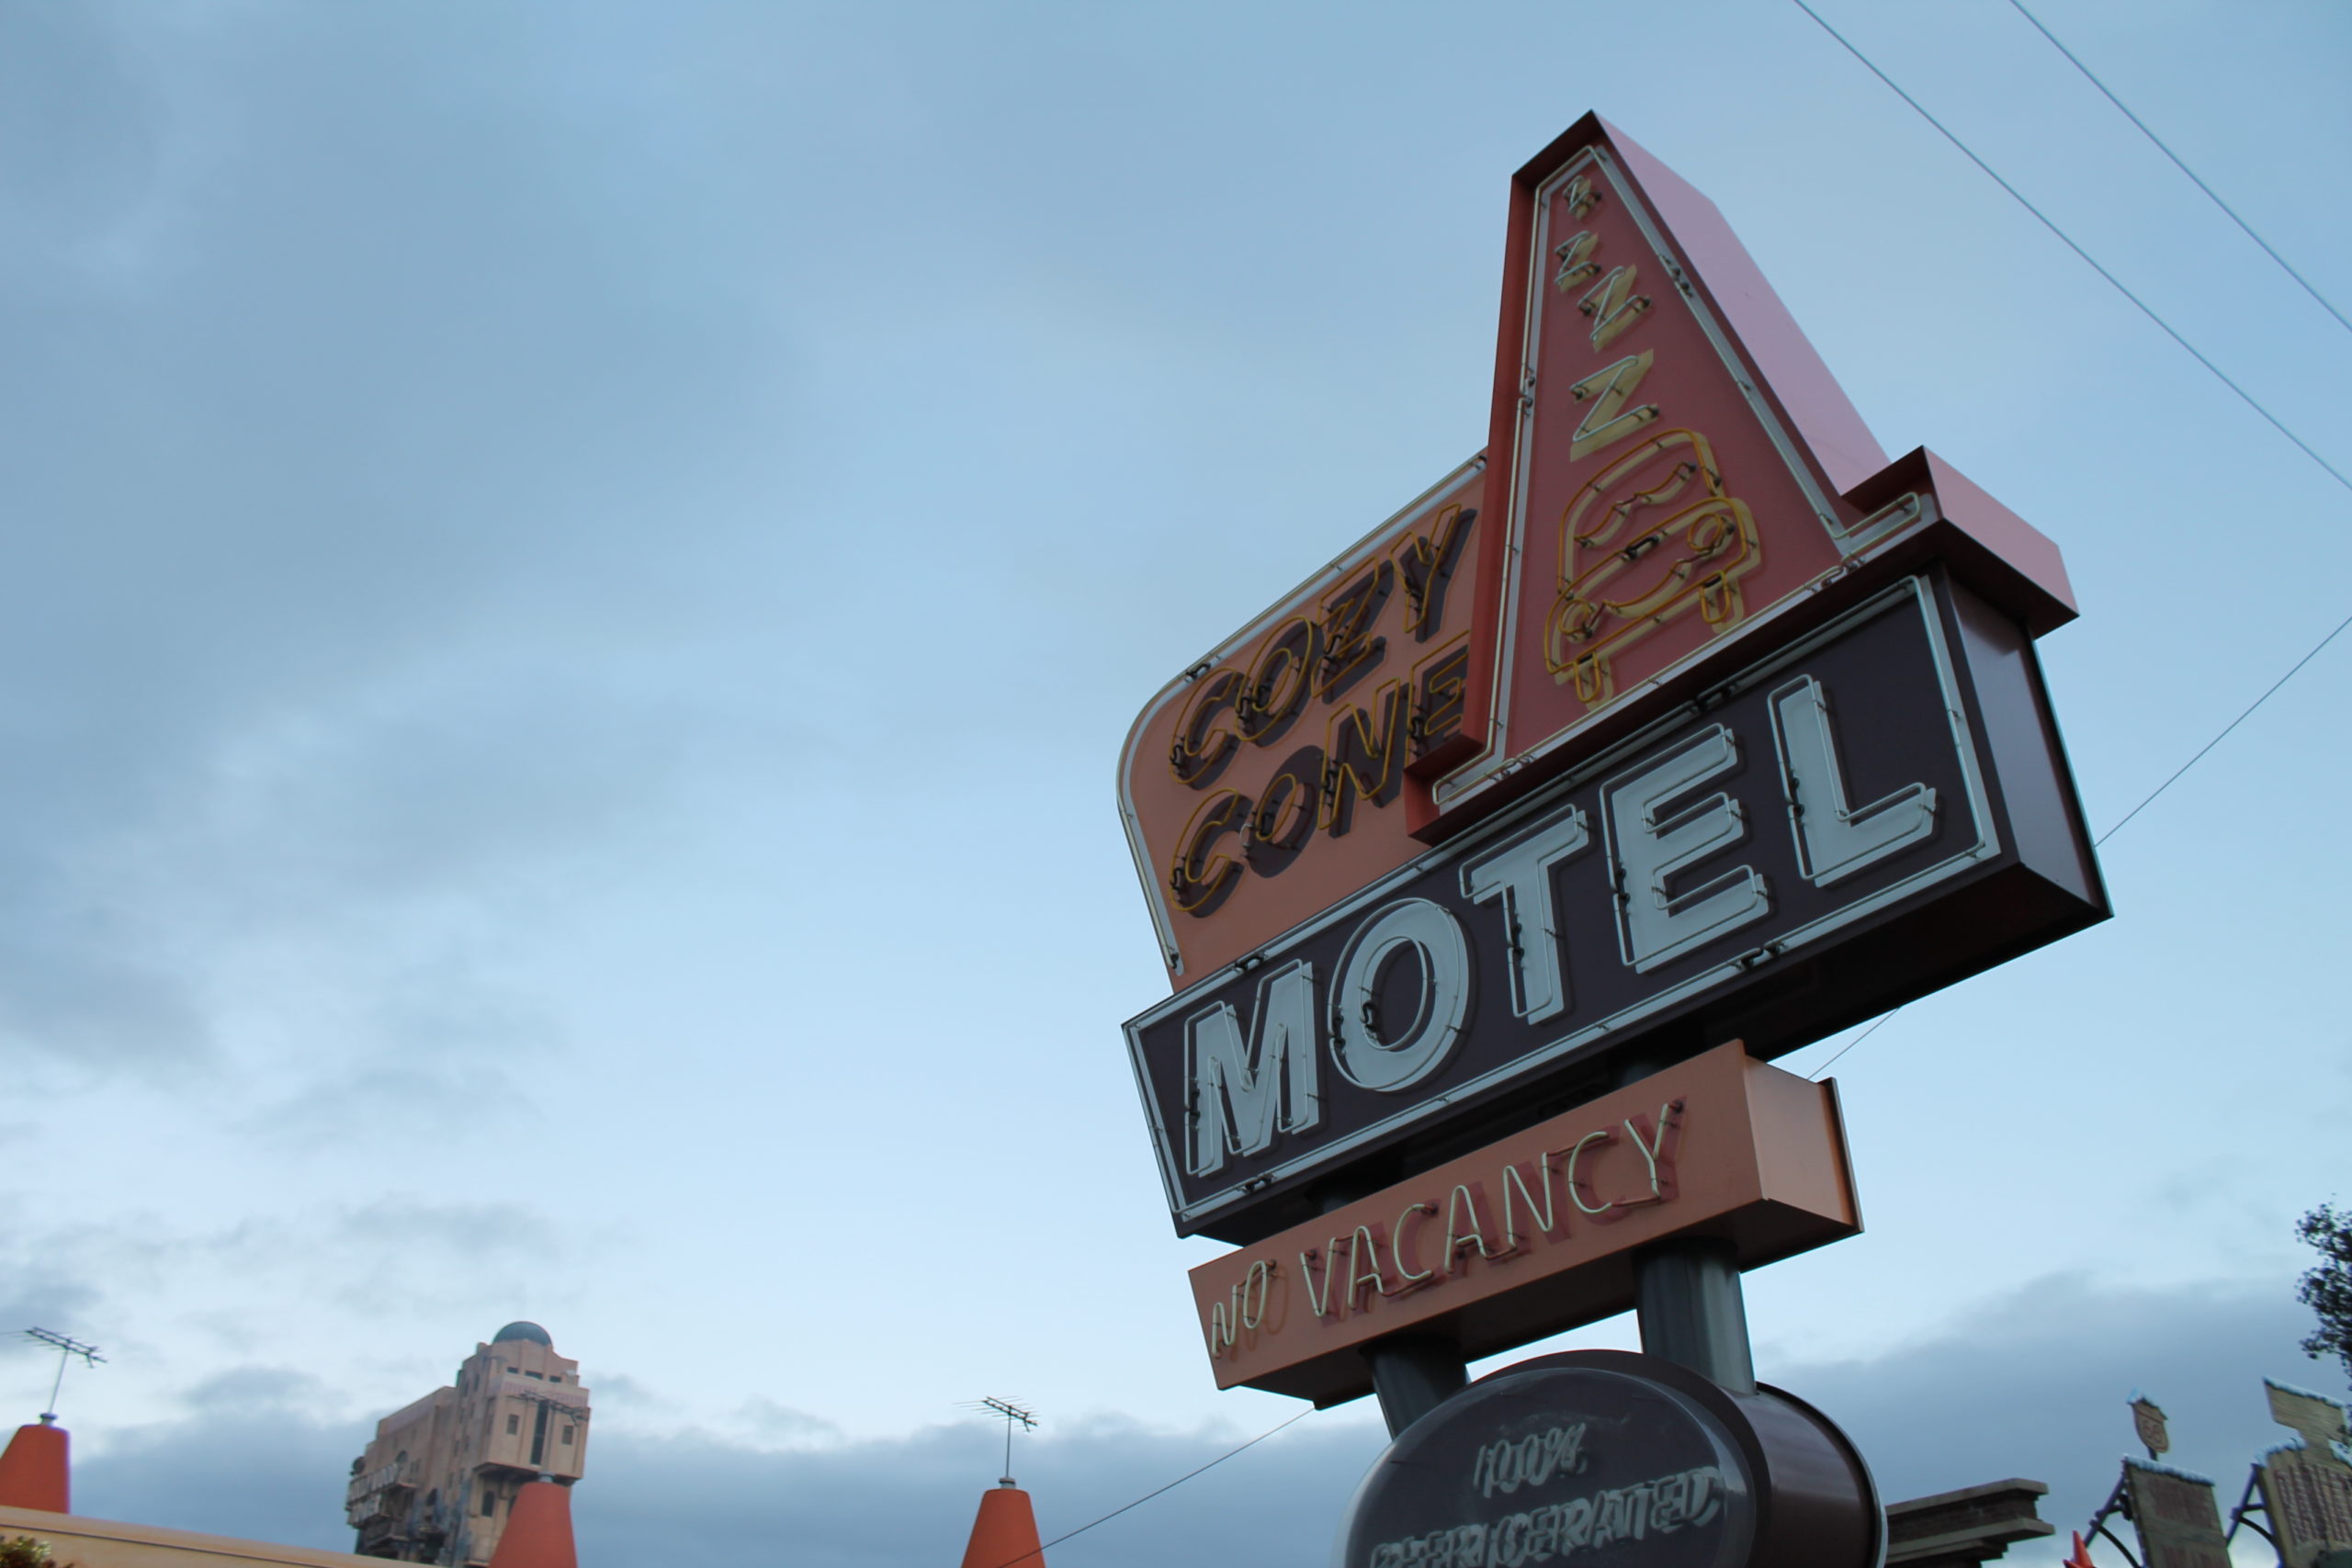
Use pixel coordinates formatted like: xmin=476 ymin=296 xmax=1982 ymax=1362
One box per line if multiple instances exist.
xmin=1117 ymin=114 xmax=2106 ymax=1252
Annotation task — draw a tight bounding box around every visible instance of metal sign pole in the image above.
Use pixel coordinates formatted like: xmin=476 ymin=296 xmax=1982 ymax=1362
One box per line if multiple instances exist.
xmin=1343 ymin=1046 xmax=1760 ymax=1436
xmin=1363 ymin=1336 xmax=1467 ymax=1438
xmin=1632 ymin=1236 xmax=1757 ymax=1394
xmin=1315 ymin=1189 xmax=1469 ymax=1437
xmin=1617 ymin=1055 xmax=1758 ymax=1395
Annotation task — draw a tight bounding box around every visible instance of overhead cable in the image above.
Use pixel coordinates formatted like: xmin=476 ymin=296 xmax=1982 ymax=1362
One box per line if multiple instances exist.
xmin=981 ymin=1407 xmax=1314 ymax=1568
xmin=1784 ymin=0 xmax=2352 ymax=1080
xmin=1804 ymin=1010 xmax=1900 ymax=1081
xmin=1807 ymin=598 xmax=2352 ymax=1080
xmin=2087 ymin=606 xmax=2352 ymax=847
xmin=2004 ymin=0 xmax=2352 ymax=342
xmin=1785 ymin=0 xmax=2352 ymax=499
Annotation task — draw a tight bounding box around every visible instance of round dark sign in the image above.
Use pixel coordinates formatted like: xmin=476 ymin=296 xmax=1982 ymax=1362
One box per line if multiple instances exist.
xmin=1335 ymin=1350 xmax=1881 ymax=1568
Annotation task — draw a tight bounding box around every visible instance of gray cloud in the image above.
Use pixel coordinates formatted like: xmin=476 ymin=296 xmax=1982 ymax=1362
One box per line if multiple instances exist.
xmin=325 ymin=1199 xmax=550 ymax=1258
xmin=1770 ymin=1272 xmax=2321 ymax=1542
xmin=177 ymin=1366 xmax=337 ymax=1418
xmin=296 ymin=1197 xmax=575 ymax=1324
xmin=0 ymin=1274 xmax=106 ymax=1348
xmin=232 ymin=953 xmax=562 ymax=1145
xmin=74 ymin=1371 xmax=376 ymax=1547
xmin=0 ymin=884 xmax=207 ymax=1068
xmin=4 ymin=0 xmax=2347 ymax=1522
xmin=575 ymin=1414 xmax=1391 ymax=1568
xmin=59 ymin=1273 xmax=2331 ymax=1568
xmin=729 ymin=1397 xmax=843 ymax=1448
xmin=0 ymin=2 xmax=814 ymax=1073
xmin=0 ymin=5 xmax=163 ymax=255
xmin=74 ymin=1396 xmax=1390 ymax=1566
xmin=0 ymin=1197 xmax=571 ymax=1368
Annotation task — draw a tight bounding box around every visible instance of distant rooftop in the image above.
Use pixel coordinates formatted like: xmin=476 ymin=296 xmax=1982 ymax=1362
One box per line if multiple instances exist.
xmin=492 ymin=1322 xmax=553 ymax=1347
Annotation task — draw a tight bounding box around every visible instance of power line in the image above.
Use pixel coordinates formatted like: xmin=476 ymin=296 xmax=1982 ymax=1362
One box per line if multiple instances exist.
xmin=1804 ymin=1010 xmax=1900 ymax=1081
xmin=979 ymin=1408 xmax=1312 ymax=1568
xmin=1785 ymin=0 xmax=2352 ymax=499
xmin=1807 ymin=598 xmax=2352 ymax=1081
xmin=2003 ymin=0 xmax=2352 ymax=342
xmin=2089 ymin=606 xmax=2352 ymax=847
xmin=1780 ymin=0 xmax=2352 ymax=1082
xmin=1807 ymin=597 xmax=2352 ymax=1078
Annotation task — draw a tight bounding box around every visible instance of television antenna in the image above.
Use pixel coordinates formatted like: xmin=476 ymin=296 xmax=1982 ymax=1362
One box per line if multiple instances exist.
xmin=20 ymin=1329 xmax=104 ymax=1419
xmin=961 ymin=1396 xmax=1037 ymax=1485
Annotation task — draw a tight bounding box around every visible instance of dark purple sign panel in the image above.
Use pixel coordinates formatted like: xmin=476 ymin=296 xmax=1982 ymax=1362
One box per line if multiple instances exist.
xmin=1337 ymin=1352 xmax=1879 ymax=1568
xmin=1125 ymin=572 xmax=2104 ymax=1242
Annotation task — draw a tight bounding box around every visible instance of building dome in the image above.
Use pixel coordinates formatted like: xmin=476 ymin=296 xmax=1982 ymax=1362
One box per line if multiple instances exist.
xmin=492 ymin=1321 xmax=553 ymax=1347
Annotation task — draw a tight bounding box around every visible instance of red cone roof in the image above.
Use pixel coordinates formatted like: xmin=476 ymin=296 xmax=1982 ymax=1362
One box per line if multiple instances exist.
xmin=959 ymin=1484 xmax=1044 ymax=1568
xmin=485 ymin=1479 xmax=576 ymax=1568
xmin=0 ymin=1419 xmax=69 ymax=1514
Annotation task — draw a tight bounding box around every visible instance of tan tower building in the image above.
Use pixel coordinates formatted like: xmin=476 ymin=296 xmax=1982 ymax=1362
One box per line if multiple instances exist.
xmin=345 ymin=1323 xmax=590 ymax=1565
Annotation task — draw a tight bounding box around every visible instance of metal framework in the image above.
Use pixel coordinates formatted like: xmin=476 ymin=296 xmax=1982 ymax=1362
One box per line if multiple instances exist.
xmin=2226 ymin=1465 xmax=2282 ymax=1556
xmin=2083 ymin=1473 xmax=2144 ymax=1568
xmin=2085 ymin=1460 xmax=2290 ymax=1568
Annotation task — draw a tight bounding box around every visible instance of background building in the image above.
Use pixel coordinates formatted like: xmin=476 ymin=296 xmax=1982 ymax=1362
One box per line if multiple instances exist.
xmin=345 ymin=1325 xmax=589 ymax=1565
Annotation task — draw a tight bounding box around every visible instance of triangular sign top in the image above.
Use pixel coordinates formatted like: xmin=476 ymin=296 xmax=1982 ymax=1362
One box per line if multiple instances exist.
xmin=1422 ymin=112 xmax=2072 ymax=827
xmin=1116 ymin=113 xmax=2076 ymax=991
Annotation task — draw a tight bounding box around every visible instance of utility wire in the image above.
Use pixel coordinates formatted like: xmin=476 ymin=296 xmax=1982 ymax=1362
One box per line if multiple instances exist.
xmin=1786 ymin=0 xmax=2352 ymax=499
xmin=981 ymin=1408 xmax=1313 ymax=1568
xmin=1804 ymin=1010 xmax=1900 ymax=1081
xmin=2004 ymin=0 xmax=2352 ymax=341
xmin=1809 ymin=598 xmax=2352 ymax=1078
xmin=1809 ymin=600 xmax=2352 ymax=1081
xmin=2089 ymin=605 xmax=2352 ymax=847
xmin=1784 ymin=0 xmax=2352 ymax=1080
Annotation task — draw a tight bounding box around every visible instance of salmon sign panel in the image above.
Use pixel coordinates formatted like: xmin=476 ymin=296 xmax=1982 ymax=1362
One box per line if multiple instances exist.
xmin=1118 ymin=460 xmax=1487 ymax=984
xmin=1437 ymin=130 xmax=1891 ymax=818
xmin=1189 ymin=1044 xmax=1857 ymax=1406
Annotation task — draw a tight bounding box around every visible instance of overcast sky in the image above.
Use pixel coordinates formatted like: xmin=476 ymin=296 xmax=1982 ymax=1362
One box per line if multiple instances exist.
xmin=4 ymin=3 xmax=2350 ymax=1566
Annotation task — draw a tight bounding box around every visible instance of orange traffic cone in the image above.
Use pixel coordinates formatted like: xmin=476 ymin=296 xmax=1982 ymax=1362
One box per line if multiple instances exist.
xmin=958 ymin=1483 xmax=1045 ymax=1568
xmin=0 ymin=1416 xmax=69 ymax=1514
xmin=2065 ymin=1530 xmax=2098 ymax=1568
xmin=485 ymin=1478 xmax=576 ymax=1568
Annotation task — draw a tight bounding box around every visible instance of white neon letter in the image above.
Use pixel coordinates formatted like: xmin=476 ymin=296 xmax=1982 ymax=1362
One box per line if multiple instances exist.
xmin=1770 ymin=675 xmax=1939 ymax=886
xmin=1329 ymin=899 xmax=1470 ymax=1092
xmin=1183 ymin=959 xmax=1319 ymax=1176
xmin=1621 ymin=1102 xmax=1679 ymax=1202
xmin=1603 ymin=726 xmax=1770 ymax=972
xmin=1565 ymin=1129 xmax=1620 ymax=1216
xmin=1461 ymin=808 xmax=1589 ymax=1024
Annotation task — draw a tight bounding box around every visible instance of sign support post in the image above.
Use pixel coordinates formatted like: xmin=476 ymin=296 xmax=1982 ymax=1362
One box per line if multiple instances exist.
xmin=1318 ymin=1189 xmax=1472 ymax=1436
xmin=1618 ymin=1054 xmax=1758 ymax=1395
xmin=1363 ymin=1336 xmax=1469 ymax=1439
xmin=1352 ymin=1047 xmax=1762 ymax=1437
xmin=1356 ymin=1212 xmax=1765 ymax=1438
xmin=1631 ymin=1237 xmax=1756 ymax=1395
